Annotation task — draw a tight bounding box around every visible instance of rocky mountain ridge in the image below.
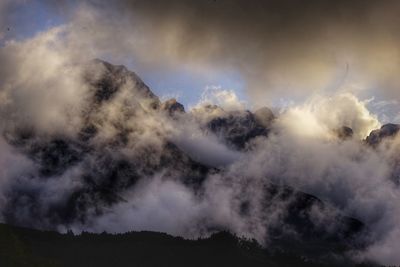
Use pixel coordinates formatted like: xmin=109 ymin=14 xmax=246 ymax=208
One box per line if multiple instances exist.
xmin=1 ymin=59 xmax=397 ymax=265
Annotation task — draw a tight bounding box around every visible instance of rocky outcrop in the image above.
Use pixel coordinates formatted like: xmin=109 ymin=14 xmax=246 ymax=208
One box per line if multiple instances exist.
xmin=161 ymin=98 xmax=185 ymax=116
xmin=335 ymin=126 xmax=354 ymax=140
xmin=366 ymin=123 xmax=400 ymax=146
xmin=207 ymin=110 xmax=271 ymax=150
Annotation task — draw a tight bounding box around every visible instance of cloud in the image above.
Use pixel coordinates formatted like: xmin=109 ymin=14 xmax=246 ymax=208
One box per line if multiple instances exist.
xmin=2 ymin=1 xmax=400 ymax=265
xmin=225 ymin=121 xmax=400 ymax=264
xmin=193 ymin=86 xmax=247 ymax=111
xmin=8 ymin=0 xmax=400 ymax=107
xmin=42 ymin=0 xmax=400 ymax=107
xmin=0 ymin=136 xmax=34 ymax=221
xmin=0 ymin=26 xmax=91 ymax=136
xmin=170 ymin=125 xmax=242 ymax=167
xmin=85 ymin=176 xmax=206 ymax=237
xmin=278 ymin=92 xmax=380 ymax=139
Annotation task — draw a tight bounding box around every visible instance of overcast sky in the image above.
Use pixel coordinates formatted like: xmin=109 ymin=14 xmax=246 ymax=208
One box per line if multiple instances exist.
xmin=3 ymin=2 xmax=400 ymax=264
xmin=1 ymin=0 xmax=400 ymax=122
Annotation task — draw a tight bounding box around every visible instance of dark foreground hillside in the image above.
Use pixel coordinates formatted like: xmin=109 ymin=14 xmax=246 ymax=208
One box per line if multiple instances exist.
xmin=0 ymin=223 xmax=375 ymax=267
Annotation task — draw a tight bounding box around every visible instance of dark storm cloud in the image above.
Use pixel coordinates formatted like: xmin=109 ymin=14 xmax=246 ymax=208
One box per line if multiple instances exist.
xmin=32 ymin=0 xmax=400 ymax=105
xmin=90 ymin=0 xmax=400 ymax=104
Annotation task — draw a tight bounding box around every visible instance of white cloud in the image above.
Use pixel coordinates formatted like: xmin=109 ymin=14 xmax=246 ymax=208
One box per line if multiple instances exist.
xmin=191 ymin=86 xmax=247 ymax=112
xmin=278 ymin=92 xmax=380 ymax=139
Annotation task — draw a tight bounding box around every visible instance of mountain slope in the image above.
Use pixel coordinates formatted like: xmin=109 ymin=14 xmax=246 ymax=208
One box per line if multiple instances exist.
xmin=0 ymin=60 xmax=387 ymax=266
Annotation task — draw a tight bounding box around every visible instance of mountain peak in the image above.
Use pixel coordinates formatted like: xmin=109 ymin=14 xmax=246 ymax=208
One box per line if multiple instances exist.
xmin=86 ymin=59 xmax=160 ymax=108
xmin=366 ymin=123 xmax=400 ymax=146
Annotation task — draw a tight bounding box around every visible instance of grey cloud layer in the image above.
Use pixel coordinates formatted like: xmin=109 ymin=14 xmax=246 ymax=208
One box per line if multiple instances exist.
xmin=45 ymin=0 xmax=400 ymax=106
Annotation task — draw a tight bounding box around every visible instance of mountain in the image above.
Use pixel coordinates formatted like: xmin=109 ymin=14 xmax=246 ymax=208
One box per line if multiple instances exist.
xmin=0 ymin=59 xmax=383 ymax=266
xmin=3 ymin=59 xmax=211 ymax=228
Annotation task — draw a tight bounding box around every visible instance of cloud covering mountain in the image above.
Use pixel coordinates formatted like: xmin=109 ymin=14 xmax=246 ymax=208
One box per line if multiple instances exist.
xmin=1 ymin=1 xmax=400 ymax=265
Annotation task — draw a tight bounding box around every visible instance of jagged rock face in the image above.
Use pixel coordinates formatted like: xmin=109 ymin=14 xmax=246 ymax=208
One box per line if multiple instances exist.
xmin=207 ymin=110 xmax=270 ymax=150
xmin=366 ymin=123 xmax=400 ymax=146
xmin=190 ymin=104 xmax=273 ymax=150
xmin=161 ymin=98 xmax=185 ymax=116
xmin=365 ymin=123 xmax=400 ymax=184
xmin=86 ymin=59 xmax=160 ymax=108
